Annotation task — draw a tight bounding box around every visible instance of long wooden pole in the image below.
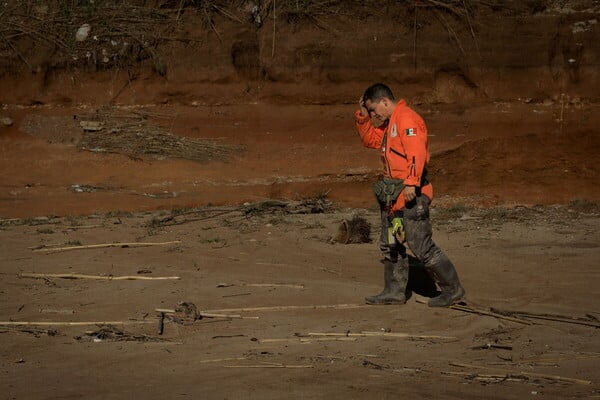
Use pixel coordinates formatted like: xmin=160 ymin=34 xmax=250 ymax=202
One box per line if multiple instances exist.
xmin=0 ymin=320 xmax=153 ymax=326
xmin=204 ymin=303 xmax=369 ymax=314
xmin=308 ymin=331 xmax=457 ymax=340
xmin=33 ymin=240 xmax=182 ymax=253
xmin=20 ymin=273 xmax=180 ymax=281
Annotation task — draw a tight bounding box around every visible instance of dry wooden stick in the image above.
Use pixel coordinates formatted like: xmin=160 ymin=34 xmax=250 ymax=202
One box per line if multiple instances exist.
xmin=204 ymin=303 xmax=369 ymax=314
xmin=272 ymin=0 xmax=276 ymax=57
xmin=300 ymin=337 xmax=358 ymax=343
xmin=450 ymin=362 xmax=592 ymax=385
xmin=199 ymin=357 xmax=247 ymax=364
xmin=65 ymin=225 xmax=104 ymax=230
xmin=451 ymin=304 xmax=532 ymax=325
xmin=490 ymin=307 xmax=600 ymax=328
xmin=462 ymin=0 xmax=480 ymax=57
xmin=516 ymin=354 xmax=600 ymax=364
xmin=516 ymin=313 xmax=600 ymax=328
xmin=244 ymin=283 xmax=305 ymax=289
xmin=0 ymin=320 xmax=153 ymax=326
xmin=154 ymin=309 xmax=258 ymax=319
xmin=308 ymin=331 xmax=457 ymax=341
xmin=201 ymin=312 xmax=246 ymax=319
xmin=260 ymin=337 xmax=357 ymax=344
xmin=222 ymin=283 xmax=305 ymax=289
xmin=224 ymin=364 xmax=313 ymax=369
xmin=33 ymin=240 xmax=182 ymax=253
xmin=20 ymin=273 xmax=180 ymax=281
xmin=415 ymin=298 xmax=531 ymax=325
xmin=413 ymin=6 xmax=418 ymax=71
xmin=442 ymin=370 xmax=527 ymax=382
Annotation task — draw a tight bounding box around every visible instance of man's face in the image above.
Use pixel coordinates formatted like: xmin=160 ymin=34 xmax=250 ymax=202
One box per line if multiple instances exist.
xmin=364 ymin=98 xmax=390 ymax=121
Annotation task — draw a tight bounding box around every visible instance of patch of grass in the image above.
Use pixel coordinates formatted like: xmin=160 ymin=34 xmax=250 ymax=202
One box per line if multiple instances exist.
xmin=435 ymin=203 xmax=472 ymax=220
xmin=105 ymin=210 xmax=133 ymax=218
xmin=568 ymin=199 xmax=599 ymax=214
xmin=66 ymin=216 xmax=82 ymax=226
xmin=302 ymin=221 xmax=325 ymax=229
xmin=199 ymin=237 xmax=224 ymax=244
xmin=268 ymin=216 xmax=286 ymax=225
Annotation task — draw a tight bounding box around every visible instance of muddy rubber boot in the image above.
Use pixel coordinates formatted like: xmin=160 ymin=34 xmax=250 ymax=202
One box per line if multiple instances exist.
xmin=365 ymin=260 xmax=408 ymax=305
xmin=427 ymin=259 xmax=465 ymax=307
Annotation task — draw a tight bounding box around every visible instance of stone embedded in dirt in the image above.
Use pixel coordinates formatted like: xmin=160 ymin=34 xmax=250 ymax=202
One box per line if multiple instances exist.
xmin=75 ymin=24 xmax=91 ymax=42
xmin=80 ymin=120 xmax=103 ymax=131
xmin=1 ymin=117 xmax=13 ymax=127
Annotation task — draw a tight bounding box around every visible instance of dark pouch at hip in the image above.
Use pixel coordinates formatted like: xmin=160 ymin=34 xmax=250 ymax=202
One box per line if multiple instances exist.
xmin=372 ymin=178 xmax=405 ymax=207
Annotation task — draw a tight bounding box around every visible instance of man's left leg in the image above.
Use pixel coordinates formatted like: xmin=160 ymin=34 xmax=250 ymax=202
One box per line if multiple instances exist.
xmin=403 ymin=195 xmax=465 ymax=307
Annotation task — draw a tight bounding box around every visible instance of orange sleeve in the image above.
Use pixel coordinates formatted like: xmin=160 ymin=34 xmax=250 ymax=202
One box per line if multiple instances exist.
xmin=354 ymin=110 xmax=385 ymax=149
xmin=398 ymin=115 xmax=428 ymax=187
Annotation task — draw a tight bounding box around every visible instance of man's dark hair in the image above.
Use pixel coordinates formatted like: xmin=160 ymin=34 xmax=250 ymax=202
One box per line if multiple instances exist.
xmin=363 ymin=83 xmax=395 ymax=103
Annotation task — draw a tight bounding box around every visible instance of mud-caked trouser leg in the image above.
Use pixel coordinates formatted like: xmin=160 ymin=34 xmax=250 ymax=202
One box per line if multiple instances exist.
xmin=403 ymin=195 xmax=465 ymax=307
xmin=364 ymin=205 xmax=409 ymax=305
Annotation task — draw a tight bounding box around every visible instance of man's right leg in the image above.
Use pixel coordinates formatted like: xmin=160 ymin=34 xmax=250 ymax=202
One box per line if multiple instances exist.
xmin=365 ymin=207 xmax=409 ymax=305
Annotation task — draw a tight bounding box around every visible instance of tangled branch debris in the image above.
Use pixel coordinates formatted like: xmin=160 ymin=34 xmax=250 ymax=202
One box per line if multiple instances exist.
xmin=76 ymin=326 xmax=171 ymax=342
xmin=243 ymin=195 xmax=334 ymax=215
xmin=78 ymin=107 xmax=238 ymax=162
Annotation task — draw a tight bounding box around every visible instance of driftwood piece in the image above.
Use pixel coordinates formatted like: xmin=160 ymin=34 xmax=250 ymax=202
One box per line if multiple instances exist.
xmin=155 ymin=309 xmax=258 ymax=319
xmin=79 ymin=326 xmax=176 ymax=343
xmin=21 ymin=273 xmax=180 ymax=281
xmin=418 ymin=299 xmax=532 ymax=325
xmin=307 ymin=331 xmax=457 ymax=341
xmin=199 ymin=357 xmax=247 ymax=364
xmin=157 ymin=312 xmax=165 ymax=335
xmin=32 ymin=240 xmax=182 ymax=253
xmin=515 ymin=354 xmax=600 ymax=364
xmin=217 ymin=282 xmax=305 ymax=289
xmin=470 ymin=343 xmax=513 ymax=350
xmin=224 ymin=364 xmax=313 ymax=369
xmin=490 ymin=308 xmax=600 ymax=328
xmin=0 ymin=326 xmax=58 ymax=336
xmin=260 ymin=337 xmax=358 ymax=344
xmin=204 ymin=303 xmax=370 ymax=314
xmin=442 ymin=370 xmax=529 ymax=383
xmin=450 ymin=362 xmax=592 ymax=385
xmin=451 ymin=304 xmax=532 ymax=325
xmin=0 ymin=320 xmax=152 ymax=326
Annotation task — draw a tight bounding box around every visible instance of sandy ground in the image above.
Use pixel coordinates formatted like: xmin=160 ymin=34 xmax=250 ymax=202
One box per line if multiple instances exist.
xmin=1 ymin=99 xmax=599 ymax=399
xmin=1 ymin=202 xmax=599 ymax=399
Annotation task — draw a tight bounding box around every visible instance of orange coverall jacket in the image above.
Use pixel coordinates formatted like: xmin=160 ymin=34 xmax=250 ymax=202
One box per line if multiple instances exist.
xmin=355 ymin=99 xmax=433 ymax=211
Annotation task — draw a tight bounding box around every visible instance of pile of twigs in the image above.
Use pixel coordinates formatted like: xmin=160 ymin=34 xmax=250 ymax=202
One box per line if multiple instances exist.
xmin=78 ymin=107 xmax=237 ymax=162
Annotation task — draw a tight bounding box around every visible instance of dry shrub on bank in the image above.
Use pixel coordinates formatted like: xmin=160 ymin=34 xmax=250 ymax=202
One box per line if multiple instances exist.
xmin=0 ymin=0 xmax=241 ymax=73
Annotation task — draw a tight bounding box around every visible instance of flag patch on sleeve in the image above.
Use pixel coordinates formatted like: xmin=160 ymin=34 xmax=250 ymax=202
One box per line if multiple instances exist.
xmin=405 ymin=128 xmax=416 ymax=136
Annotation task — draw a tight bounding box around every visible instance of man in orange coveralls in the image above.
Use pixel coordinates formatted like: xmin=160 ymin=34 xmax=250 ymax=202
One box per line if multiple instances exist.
xmin=355 ymin=83 xmax=465 ymax=307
